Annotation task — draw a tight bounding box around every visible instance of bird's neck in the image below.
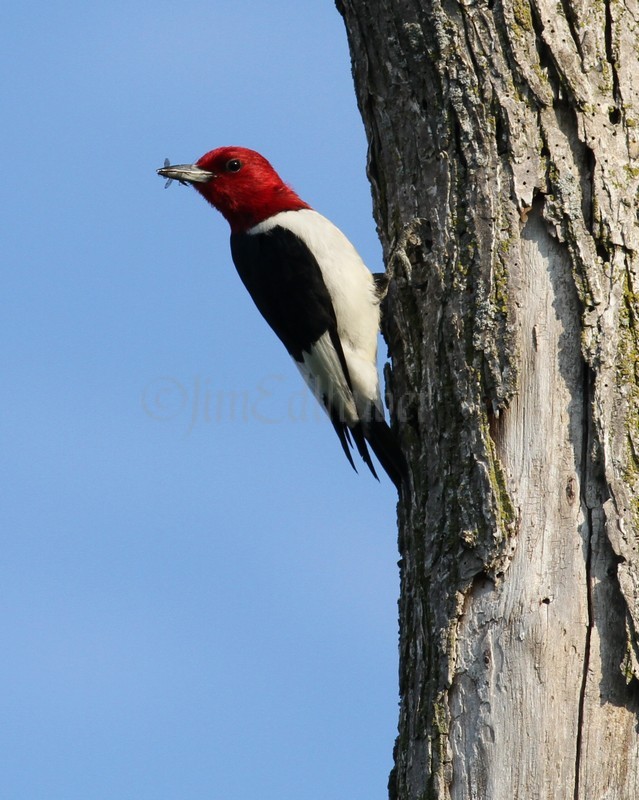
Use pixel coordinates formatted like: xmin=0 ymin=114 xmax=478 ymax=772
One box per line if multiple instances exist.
xmin=197 ymin=183 xmax=311 ymax=233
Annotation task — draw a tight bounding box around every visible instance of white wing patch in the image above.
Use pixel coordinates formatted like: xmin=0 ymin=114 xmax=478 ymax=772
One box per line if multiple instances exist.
xmin=295 ymin=332 xmax=359 ymax=426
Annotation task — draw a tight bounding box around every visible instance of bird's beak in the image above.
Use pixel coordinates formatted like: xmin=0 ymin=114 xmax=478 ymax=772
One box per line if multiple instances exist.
xmin=156 ymin=163 xmax=215 ymax=184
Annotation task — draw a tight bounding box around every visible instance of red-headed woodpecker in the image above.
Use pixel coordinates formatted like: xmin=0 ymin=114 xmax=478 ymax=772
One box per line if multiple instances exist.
xmin=157 ymin=147 xmax=406 ymax=490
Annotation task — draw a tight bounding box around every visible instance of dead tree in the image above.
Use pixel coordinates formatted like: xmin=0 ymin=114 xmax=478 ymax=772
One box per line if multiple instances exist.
xmin=337 ymin=0 xmax=639 ymax=797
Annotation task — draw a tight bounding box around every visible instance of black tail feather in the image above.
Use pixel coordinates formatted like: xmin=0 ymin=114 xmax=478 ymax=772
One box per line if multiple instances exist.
xmin=327 ymin=401 xmax=407 ymax=491
xmin=351 ymin=422 xmax=380 ymax=482
xmin=330 ymin=417 xmax=358 ymax=473
xmin=363 ymin=413 xmax=408 ymax=492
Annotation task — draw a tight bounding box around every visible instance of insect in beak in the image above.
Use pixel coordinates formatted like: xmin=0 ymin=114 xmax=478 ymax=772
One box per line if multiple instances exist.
xmin=164 ymin=158 xmax=186 ymax=189
xmin=163 ymin=158 xmax=176 ymax=189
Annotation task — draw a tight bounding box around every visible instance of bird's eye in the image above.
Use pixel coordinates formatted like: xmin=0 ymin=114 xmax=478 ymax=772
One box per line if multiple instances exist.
xmin=226 ymin=158 xmax=242 ymax=172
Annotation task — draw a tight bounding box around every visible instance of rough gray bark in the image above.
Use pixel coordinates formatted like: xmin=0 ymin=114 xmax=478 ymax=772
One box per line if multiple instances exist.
xmin=336 ymin=0 xmax=639 ymax=798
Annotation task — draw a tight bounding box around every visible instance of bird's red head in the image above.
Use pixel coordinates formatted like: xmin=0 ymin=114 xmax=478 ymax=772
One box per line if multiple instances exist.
xmin=183 ymin=147 xmax=311 ymax=233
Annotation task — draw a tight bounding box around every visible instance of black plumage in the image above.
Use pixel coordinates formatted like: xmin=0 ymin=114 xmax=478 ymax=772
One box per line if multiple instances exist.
xmin=231 ymin=226 xmax=335 ymax=363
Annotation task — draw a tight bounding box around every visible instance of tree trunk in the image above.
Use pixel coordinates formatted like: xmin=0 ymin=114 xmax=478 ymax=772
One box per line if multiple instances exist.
xmin=336 ymin=0 xmax=639 ymax=797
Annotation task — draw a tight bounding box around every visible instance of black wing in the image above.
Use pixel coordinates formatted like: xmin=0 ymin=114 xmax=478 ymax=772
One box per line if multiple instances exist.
xmin=230 ymin=227 xmax=337 ymax=363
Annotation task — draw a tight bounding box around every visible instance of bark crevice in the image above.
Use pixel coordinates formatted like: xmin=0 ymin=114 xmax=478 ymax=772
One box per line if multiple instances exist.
xmin=574 ymin=366 xmax=596 ymax=800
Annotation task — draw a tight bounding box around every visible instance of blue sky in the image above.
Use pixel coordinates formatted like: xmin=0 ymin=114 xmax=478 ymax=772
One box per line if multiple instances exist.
xmin=2 ymin=2 xmax=400 ymax=798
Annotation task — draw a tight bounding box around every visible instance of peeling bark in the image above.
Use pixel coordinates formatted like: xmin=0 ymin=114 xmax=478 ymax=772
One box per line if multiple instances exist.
xmin=336 ymin=0 xmax=639 ymax=797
